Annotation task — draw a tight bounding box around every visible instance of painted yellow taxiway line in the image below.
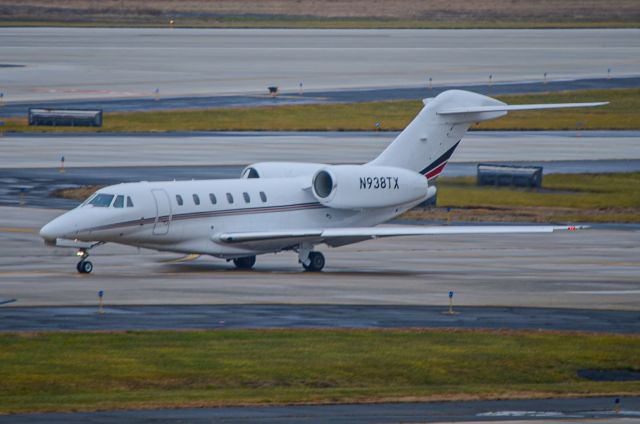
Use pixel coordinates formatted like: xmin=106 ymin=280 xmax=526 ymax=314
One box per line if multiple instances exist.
xmin=0 ymin=227 xmax=37 ymax=234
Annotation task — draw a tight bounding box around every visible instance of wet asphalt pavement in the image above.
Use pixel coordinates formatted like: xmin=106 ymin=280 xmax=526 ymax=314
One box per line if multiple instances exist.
xmin=1 ymin=304 xmax=638 ymax=333
xmin=2 ymin=396 xmax=639 ymax=423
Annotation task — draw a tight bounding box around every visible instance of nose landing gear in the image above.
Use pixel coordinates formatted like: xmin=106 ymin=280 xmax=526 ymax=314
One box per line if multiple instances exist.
xmin=76 ymin=248 xmax=93 ymax=274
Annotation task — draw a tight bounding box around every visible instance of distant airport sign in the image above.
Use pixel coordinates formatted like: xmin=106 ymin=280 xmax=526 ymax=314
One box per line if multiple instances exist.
xmin=477 ymin=163 xmax=543 ymax=188
xmin=28 ymin=108 xmax=103 ymax=127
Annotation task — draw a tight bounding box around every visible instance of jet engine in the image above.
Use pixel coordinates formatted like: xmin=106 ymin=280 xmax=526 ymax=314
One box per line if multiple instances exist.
xmin=241 ymin=162 xmax=324 ymax=179
xmin=311 ymin=165 xmax=430 ymax=209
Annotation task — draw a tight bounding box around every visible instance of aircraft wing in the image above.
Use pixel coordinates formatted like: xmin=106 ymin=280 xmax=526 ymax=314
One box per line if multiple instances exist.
xmin=216 ymin=225 xmax=582 ymax=248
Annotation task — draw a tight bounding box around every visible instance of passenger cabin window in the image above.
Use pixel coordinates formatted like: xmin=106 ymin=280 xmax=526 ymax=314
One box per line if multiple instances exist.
xmin=127 ymin=196 xmax=134 ymax=207
xmin=88 ymin=193 xmax=114 ymax=207
xmin=226 ymin=193 xmax=234 ymax=204
xmin=193 ymin=194 xmax=200 ymax=205
xmin=113 ymin=195 xmax=125 ymax=208
xmin=176 ymin=194 xmax=183 ymax=206
xmin=243 ymin=192 xmax=250 ymax=203
xmin=209 ymin=193 xmax=217 ymax=204
xmin=259 ymin=191 xmax=267 ymax=203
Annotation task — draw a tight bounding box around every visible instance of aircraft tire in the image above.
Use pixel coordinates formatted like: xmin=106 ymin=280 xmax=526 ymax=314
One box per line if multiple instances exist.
xmin=305 ymin=251 xmax=325 ymax=272
xmin=233 ymin=256 xmax=256 ymax=269
xmin=78 ymin=261 xmax=93 ymax=274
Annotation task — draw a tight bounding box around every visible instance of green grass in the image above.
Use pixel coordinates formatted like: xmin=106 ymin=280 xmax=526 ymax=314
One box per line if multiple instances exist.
xmin=437 ymin=173 xmax=640 ymax=210
xmin=2 ymin=99 xmax=421 ymax=133
xmin=3 ymin=88 xmax=637 ymax=133
xmin=1 ymin=329 xmax=639 ymax=413
xmin=401 ymin=172 xmax=640 ymax=223
xmin=2 ymin=0 xmax=639 ymax=29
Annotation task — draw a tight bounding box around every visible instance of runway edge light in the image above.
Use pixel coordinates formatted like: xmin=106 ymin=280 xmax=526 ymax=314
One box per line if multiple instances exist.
xmin=444 ymin=291 xmax=459 ymax=315
xmin=98 ymin=290 xmax=104 ymax=314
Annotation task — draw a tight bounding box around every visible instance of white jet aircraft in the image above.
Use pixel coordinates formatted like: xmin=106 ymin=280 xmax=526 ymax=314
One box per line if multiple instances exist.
xmin=40 ymin=90 xmax=606 ymax=273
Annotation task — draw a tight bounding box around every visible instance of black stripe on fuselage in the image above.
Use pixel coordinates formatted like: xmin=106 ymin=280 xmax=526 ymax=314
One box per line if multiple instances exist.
xmin=419 ymin=141 xmax=460 ymax=175
xmin=84 ymin=201 xmax=326 ymax=233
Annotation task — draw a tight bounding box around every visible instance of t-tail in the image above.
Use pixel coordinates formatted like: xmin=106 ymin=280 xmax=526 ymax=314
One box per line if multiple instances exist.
xmin=368 ymin=89 xmax=607 ymax=179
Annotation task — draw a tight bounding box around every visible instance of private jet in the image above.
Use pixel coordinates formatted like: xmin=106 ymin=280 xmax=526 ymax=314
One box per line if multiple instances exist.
xmin=40 ymin=90 xmax=606 ymax=273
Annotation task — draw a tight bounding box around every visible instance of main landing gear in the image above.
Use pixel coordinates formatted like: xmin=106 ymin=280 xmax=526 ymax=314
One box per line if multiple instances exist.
xmin=233 ymin=255 xmax=256 ymax=270
xmin=298 ymin=243 xmax=325 ymax=272
xmin=302 ymin=251 xmax=325 ymax=272
xmin=76 ymin=248 xmax=93 ymax=274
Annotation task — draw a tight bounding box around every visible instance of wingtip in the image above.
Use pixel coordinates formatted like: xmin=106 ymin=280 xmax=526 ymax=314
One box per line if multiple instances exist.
xmin=555 ymin=225 xmax=590 ymax=232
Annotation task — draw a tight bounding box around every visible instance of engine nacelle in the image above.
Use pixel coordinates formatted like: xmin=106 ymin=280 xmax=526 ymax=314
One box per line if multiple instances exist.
xmin=241 ymin=162 xmax=325 ymax=179
xmin=311 ymin=165 xmax=430 ymax=209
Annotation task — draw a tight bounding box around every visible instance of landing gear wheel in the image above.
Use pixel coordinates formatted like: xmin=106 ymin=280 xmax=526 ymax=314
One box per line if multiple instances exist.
xmin=233 ymin=256 xmax=256 ymax=269
xmin=303 ymin=251 xmax=325 ymax=272
xmin=77 ymin=261 xmax=93 ymax=274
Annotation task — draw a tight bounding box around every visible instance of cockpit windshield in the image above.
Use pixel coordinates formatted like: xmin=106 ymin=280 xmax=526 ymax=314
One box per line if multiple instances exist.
xmin=88 ymin=193 xmax=115 ymax=207
xmin=81 ymin=192 xmax=134 ymax=208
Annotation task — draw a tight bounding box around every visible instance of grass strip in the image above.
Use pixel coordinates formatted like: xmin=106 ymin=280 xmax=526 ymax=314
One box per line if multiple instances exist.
xmin=1 ymin=0 xmax=639 ymax=29
xmin=3 ymin=88 xmax=638 ymax=133
xmin=404 ymin=172 xmax=640 ymax=223
xmin=2 ymin=19 xmax=639 ymax=29
xmin=0 ymin=328 xmax=639 ymax=414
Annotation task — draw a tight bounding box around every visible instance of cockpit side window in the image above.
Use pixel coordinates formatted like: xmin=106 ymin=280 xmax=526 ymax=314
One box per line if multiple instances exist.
xmin=113 ymin=195 xmax=125 ymax=208
xmin=88 ymin=193 xmax=114 ymax=207
xmin=176 ymin=195 xmax=183 ymax=206
xmin=126 ymin=196 xmax=134 ymax=207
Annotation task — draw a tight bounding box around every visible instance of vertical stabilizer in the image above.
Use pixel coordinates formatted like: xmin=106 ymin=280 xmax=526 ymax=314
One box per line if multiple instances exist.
xmin=368 ymin=90 xmax=506 ymax=179
xmin=369 ymin=89 xmax=606 ymax=180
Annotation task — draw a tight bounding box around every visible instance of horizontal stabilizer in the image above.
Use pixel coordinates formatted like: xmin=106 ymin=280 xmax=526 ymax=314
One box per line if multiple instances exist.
xmin=438 ymin=102 xmax=608 ymax=115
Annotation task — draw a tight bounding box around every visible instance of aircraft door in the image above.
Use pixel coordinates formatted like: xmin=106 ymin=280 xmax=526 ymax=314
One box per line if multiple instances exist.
xmin=151 ymin=189 xmax=172 ymax=235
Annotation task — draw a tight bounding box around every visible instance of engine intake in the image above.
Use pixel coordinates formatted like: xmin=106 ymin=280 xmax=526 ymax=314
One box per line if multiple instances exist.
xmin=313 ymin=170 xmax=335 ymax=198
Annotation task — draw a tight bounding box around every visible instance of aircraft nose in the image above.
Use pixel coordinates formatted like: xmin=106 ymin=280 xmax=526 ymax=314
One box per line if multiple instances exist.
xmin=40 ymin=214 xmax=76 ymax=241
xmin=39 ymin=220 xmax=61 ymax=241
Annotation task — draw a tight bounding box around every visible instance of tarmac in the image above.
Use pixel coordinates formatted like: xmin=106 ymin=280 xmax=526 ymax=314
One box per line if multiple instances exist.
xmin=1 ymin=304 xmax=639 ymax=333
xmin=1 ymin=206 xmax=639 ymax=311
xmin=3 ymin=131 xmax=639 ymax=169
xmin=2 ymin=397 xmax=639 ymax=423
xmin=2 ymin=28 xmax=639 ymax=103
xmin=2 ymin=130 xmax=639 ymax=208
